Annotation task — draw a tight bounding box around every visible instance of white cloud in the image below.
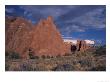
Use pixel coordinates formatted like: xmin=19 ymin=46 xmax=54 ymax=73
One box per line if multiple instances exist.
xmin=64 ymin=39 xmax=95 ymax=45
xmin=85 ymin=40 xmax=95 ymax=44
xmin=64 ymin=39 xmax=77 ymax=44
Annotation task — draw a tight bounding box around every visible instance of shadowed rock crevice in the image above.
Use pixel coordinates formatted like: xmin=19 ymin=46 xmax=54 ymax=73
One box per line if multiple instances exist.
xmin=71 ymin=45 xmax=77 ymax=52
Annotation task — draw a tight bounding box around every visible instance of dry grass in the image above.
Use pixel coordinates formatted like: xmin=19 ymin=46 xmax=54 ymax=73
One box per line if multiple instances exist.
xmin=5 ymin=50 xmax=106 ymax=71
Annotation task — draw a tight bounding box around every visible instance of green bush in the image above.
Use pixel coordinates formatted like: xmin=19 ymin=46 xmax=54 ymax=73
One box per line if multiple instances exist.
xmin=78 ymin=59 xmax=91 ymax=67
xmin=28 ymin=49 xmax=39 ymax=59
xmin=94 ymin=45 xmax=106 ymax=56
xmin=10 ymin=52 xmax=20 ymax=59
xmin=32 ymin=56 xmax=39 ymax=59
xmin=41 ymin=55 xmax=46 ymax=59
xmin=5 ymin=51 xmax=20 ymax=59
xmin=29 ymin=53 xmax=39 ymax=59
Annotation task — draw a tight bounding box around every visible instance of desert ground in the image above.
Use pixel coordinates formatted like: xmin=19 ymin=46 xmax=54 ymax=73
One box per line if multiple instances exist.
xmin=5 ymin=45 xmax=106 ymax=71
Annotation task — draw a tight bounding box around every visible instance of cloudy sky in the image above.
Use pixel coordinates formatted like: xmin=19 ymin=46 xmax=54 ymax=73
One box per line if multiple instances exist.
xmin=5 ymin=5 xmax=106 ymax=45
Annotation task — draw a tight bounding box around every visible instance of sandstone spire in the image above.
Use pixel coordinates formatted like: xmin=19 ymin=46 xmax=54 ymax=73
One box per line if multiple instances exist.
xmin=30 ymin=16 xmax=67 ymax=56
xmin=6 ymin=16 xmax=69 ymax=58
xmin=76 ymin=40 xmax=89 ymax=52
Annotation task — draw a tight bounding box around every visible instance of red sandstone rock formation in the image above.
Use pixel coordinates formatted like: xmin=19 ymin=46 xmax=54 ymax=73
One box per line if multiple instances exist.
xmin=5 ymin=16 xmax=70 ymax=58
xmin=30 ymin=16 xmax=69 ymax=56
xmin=64 ymin=42 xmax=72 ymax=54
xmin=76 ymin=40 xmax=90 ymax=52
xmin=5 ymin=17 xmax=33 ymax=58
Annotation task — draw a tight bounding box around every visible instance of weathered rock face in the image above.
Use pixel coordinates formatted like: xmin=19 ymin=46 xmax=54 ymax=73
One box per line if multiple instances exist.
xmin=64 ymin=40 xmax=92 ymax=52
xmin=64 ymin=42 xmax=72 ymax=54
xmin=30 ymin=16 xmax=69 ymax=56
xmin=5 ymin=16 xmax=69 ymax=58
xmin=76 ymin=40 xmax=90 ymax=52
xmin=5 ymin=17 xmax=33 ymax=58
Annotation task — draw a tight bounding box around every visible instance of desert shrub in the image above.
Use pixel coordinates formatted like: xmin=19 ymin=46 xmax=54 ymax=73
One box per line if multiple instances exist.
xmin=52 ymin=65 xmax=65 ymax=71
xmin=41 ymin=55 xmax=46 ymax=59
xmin=56 ymin=55 xmax=61 ymax=58
xmin=29 ymin=50 xmax=35 ymax=59
xmin=5 ymin=51 xmax=10 ymax=57
xmin=29 ymin=53 xmax=34 ymax=59
xmin=94 ymin=45 xmax=106 ymax=56
xmin=20 ymin=63 xmax=34 ymax=71
xmin=5 ymin=51 xmax=10 ymax=59
xmin=7 ymin=52 xmax=20 ymax=59
xmin=30 ymin=56 xmax=39 ymax=59
xmin=28 ymin=48 xmax=39 ymax=59
xmin=20 ymin=63 xmax=48 ymax=71
xmin=29 ymin=54 xmax=39 ymax=59
xmin=46 ymin=55 xmax=50 ymax=59
xmin=63 ymin=64 xmax=74 ymax=71
xmin=35 ymin=56 xmax=39 ymax=59
xmin=5 ymin=51 xmax=20 ymax=59
xmin=64 ymin=53 xmax=71 ymax=56
xmin=5 ymin=64 xmax=10 ymax=71
xmin=89 ymin=66 xmax=106 ymax=71
xmin=51 ymin=56 xmax=54 ymax=58
xmin=52 ymin=64 xmax=74 ymax=71
xmin=78 ymin=59 xmax=91 ymax=67
xmin=20 ymin=62 xmax=40 ymax=71
xmin=79 ymin=52 xmax=87 ymax=56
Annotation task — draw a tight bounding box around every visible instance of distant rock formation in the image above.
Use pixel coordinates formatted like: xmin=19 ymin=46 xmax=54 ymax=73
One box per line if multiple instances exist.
xmin=76 ymin=40 xmax=90 ymax=52
xmin=5 ymin=16 xmax=70 ymax=59
xmin=64 ymin=40 xmax=92 ymax=52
